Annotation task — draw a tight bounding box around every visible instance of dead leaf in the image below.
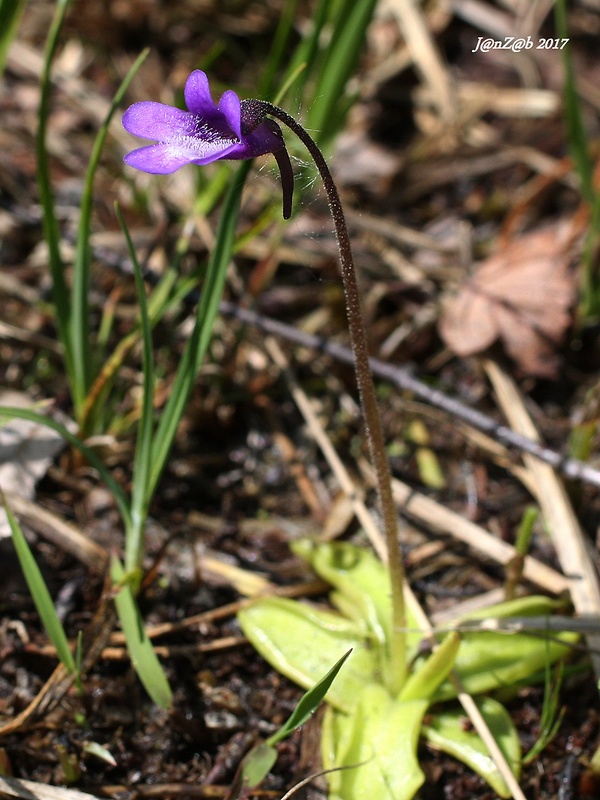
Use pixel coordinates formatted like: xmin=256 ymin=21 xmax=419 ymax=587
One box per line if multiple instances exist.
xmin=0 ymin=390 xmax=74 ymax=536
xmin=439 ymin=223 xmax=578 ymax=378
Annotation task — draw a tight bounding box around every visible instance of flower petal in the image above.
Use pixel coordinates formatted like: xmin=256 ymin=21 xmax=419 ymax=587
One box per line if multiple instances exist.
xmin=183 ymin=70 xmax=217 ymax=115
xmin=217 ymin=90 xmax=243 ymax=139
xmin=122 ymin=102 xmax=191 ymax=141
xmin=124 ymin=144 xmax=195 ymax=174
xmin=183 ymin=70 xmax=240 ymax=141
xmin=123 ymin=138 xmax=239 ymax=174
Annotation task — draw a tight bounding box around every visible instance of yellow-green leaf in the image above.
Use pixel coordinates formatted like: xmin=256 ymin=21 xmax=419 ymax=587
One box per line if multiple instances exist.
xmin=323 ymin=684 xmax=427 ymax=800
xmin=238 ymin=597 xmax=376 ymax=712
xmin=422 ymin=697 xmax=521 ymax=798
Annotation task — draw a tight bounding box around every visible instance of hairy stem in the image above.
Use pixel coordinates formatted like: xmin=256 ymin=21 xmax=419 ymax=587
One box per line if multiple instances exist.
xmin=252 ymin=100 xmax=407 ymax=694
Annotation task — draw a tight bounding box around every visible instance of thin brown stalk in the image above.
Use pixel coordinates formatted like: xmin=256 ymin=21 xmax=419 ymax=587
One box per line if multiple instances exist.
xmin=248 ymin=99 xmax=407 ymax=694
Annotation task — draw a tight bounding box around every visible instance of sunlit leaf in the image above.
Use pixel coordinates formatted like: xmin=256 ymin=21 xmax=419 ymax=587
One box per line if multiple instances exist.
xmin=292 ymin=539 xmax=423 ymax=658
xmin=399 ymin=632 xmax=460 ymax=702
xmin=323 ymin=685 xmax=427 ymax=800
xmin=423 ymin=697 xmax=521 ymax=799
xmin=238 ymin=597 xmax=376 ymax=712
xmin=434 ymin=596 xmax=578 ymax=701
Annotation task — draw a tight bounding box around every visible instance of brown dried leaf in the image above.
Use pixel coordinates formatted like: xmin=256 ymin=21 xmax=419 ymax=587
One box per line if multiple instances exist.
xmin=439 ymin=224 xmax=577 ymax=378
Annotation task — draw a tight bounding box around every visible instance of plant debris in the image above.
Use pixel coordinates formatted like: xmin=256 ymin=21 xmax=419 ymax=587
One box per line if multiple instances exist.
xmin=439 ymin=222 xmax=579 ymax=377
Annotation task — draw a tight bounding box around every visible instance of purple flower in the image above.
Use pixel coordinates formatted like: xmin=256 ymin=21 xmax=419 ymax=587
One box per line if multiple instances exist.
xmin=123 ymin=70 xmax=293 ymax=217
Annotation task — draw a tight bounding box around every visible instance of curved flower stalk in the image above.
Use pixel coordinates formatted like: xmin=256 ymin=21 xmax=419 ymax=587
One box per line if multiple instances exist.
xmin=123 ymin=69 xmax=406 ymax=694
xmin=123 ymin=70 xmax=413 ymax=792
xmin=123 ymin=71 xmax=574 ymax=800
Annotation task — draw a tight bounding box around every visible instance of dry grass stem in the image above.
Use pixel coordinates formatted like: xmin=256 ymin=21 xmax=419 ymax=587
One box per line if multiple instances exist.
xmin=0 ymin=776 xmax=103 ymax=800
xmin=109 ymin=580 xmax=329 ymax=644
xmin=389 ymin=0 xmax=456 ymax=122
xmin=264 ymin=336 xmax=388 ymax=560
xmin=4 ymin=492 xmax=108 ymax=573
xmin=431 ymin=587 xmax=511 ymax=625
xmin=485 ymin=360 xmax=600 ymax=682
xmin=199 ymin=553 xmax=275 ymax=596
xmin=450 ymin=0 xmax=515 ymax=37
xmin=359 ymin=462 xmax=570 ymax=595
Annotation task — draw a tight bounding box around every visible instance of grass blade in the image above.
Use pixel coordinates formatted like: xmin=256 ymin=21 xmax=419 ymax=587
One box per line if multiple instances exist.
xmin=0 ymin=0 xmax=26 ymax=75
xmin=267 ymin=648 xmax=352 ymax=745
xmin=555 ymin=0 xmax=600 ymax=318
xmin=37 ymin=0 xmax=75 ymax=386
xmin=522 ymin=661 xmax=565 ymax=764
xmin=3 ymin=494 xmax=76 ymax=673
xmin=111 ymin=556 xmax=173 ymax=708
xmin=148 ymin=160 xmax=252 ymax=498
xmin=70 ymin=49 xmax=149 ymax=421
xmin=555 ymin=0 xmax=593 ymax=202
xmin=259 ymin=0 xmax=298 ymax=100
xmin=239 ymin=649 xmax=352 ymax=791
xmin=282 ymin=0 xmax=330 ymax=107
xmin=115 ymin=202 xmax=155 ymax=574
xmin=306 ymin=0 xmax=377 ymax=147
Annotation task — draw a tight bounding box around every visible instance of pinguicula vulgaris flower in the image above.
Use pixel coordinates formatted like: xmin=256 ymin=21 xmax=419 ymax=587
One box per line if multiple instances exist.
xmin=122 ymin=70 xmax=293 ymax=217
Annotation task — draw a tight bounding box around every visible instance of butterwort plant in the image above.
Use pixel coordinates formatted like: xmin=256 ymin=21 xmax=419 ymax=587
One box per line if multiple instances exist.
xmin=121 ymin=71 xmax=565 ymax=800
xmin=124 ymin=69 xmax=542 ymax=800
xmin=122 ymin=68 xmax=408 ymax=695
